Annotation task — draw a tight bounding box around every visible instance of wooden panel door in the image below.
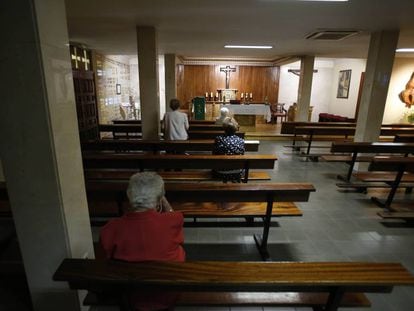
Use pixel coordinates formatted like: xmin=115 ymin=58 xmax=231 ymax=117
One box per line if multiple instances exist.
xmin=73 ymin=70 xmax=99 ymax=141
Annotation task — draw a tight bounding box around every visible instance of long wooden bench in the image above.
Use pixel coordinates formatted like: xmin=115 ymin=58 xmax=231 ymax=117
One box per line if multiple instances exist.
xmin=85 ymin=168 xmax=271 ymax=182
xmin=53 ymin=259 xmax=414 ymax=310
xmin=83 ymin=153 xmax=276 ymax=183
xmin=99 ymin=124 xmax=142 ymax=139
xmin=394 ymin=134 xmax=414 ymax=142
xmin=367 ymin=157 xmax=414 ymax=211
xmin=281 ymin=121 xmax=414 ymax=135
xmin=86 ymin=181 xmax=315 ymax=260
xmin=81 ymin=139 xmax=260 ymax=153
xmin=325 ymin=142 xmax=414 ymax=182
xmin=112 ymin=119 xmax=216 ymax=125
xmin=288 ymin=126 xmax=414 ymax=157
xmin=187 ymin=130 xmax=245 ymax=139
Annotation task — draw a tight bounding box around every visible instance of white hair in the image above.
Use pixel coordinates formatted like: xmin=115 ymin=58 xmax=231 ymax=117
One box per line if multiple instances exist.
xmin=127 ymin=172 xmax=165 ymax=210
xmin=220 ymin=107 xmax=229 ymax=117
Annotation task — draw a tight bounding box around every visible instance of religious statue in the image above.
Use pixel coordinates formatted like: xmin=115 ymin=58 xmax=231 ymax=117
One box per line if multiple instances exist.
xmin=399 ymin=72 xmax=414 ymax=108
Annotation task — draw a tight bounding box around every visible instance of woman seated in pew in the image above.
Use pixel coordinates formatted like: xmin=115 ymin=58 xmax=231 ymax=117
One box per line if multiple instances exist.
xmin=100 ymin=172 xmax=185 ymax=310
xmin=212 ymin=117 xmax=245 ymax=182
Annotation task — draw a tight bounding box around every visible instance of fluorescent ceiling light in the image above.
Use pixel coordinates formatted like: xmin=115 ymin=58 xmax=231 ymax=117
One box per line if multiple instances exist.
xmin=225 ymin=45 xmax=273 ymax=49
xmin=396 ymin=48 xmax=414 ymax=53
xmin=261 ymin=0 xmax=348 ymax=2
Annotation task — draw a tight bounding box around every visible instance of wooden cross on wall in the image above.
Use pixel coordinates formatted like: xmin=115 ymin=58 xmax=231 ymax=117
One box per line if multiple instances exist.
xmin=220 ymin=66 xmax=236 ymax=89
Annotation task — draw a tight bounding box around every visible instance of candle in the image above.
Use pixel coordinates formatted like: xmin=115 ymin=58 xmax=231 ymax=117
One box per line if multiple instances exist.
xmin=250 ymin=93 xmax=253 ymax=99
xmin=205 ymin=92 xmax=208 ymax=98
xmin=241 ymin=93 xmax=244 ymax=99
xmin=216 ymin=92 xmax=219 ymax=99
xmin=210 ymin=92 xmax=213 ymax=99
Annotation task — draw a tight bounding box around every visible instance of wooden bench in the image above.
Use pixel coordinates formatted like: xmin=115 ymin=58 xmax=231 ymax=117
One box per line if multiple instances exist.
xmin=325 ymin=142 xmax=414 ymax=182
xmin=188 ymin=130 xmax=245 ymax=139
xmin=367 ymin=157 xmax=414 ymax=211
xmin=281 ymin=121 xmax=414 ymax=135
xmin=112 ymin=119 xmax=216 ymax=125
xmin=86 ymin=181 xmax=315 ymax=260
xmin=53 ymin=259 xmax=414 ymax=310
xmin=394 ymin=134 xmax=414 ymax=142
xmin=85 ymin=168 xmax=271 ymax=182
xmin=287 ymin=126 xmax=414 ymax=157
xmin=83 ymin=153 xmax=276 ymax=183
xmin=99 ymin=124 xmax=143 ymax=139
xmin=81 ymin=139 xmax=260 ymax=153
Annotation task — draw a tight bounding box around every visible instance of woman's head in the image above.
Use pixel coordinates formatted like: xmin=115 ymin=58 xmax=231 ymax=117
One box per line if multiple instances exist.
xmin=222 ymin=117 xmax=239 ymax=135
xmin=219 ymin=107 xmax=229 ymax=118
xmin=127 ymin=172 xmax=165 ymax=211
xmin=169 ymin=98 xmax=181 ymax=111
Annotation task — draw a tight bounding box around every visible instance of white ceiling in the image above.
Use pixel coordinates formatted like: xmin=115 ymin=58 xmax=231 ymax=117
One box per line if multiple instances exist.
xmin=65 ymin=0 xmax=414 ymax=60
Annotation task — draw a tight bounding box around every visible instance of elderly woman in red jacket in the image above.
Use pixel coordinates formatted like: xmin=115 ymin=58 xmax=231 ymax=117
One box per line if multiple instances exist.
xmin=100 ymin=172 xmax=185 ymax=310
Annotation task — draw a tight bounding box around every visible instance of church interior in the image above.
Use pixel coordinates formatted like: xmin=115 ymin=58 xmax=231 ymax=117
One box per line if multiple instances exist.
xmin=2 ymin=0 xmax=414 ymax=310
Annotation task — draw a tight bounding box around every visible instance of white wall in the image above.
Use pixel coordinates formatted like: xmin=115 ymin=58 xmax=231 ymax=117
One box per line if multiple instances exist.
xmin=279 ymin=57 xmax=366 ymax=121
xmin=329 ymin=59 xmax=366 ymax=118
xmin=279 ymin=59 xmax=334 ymax=121
xmin=383 ymin=57 xmax=414 ymax=124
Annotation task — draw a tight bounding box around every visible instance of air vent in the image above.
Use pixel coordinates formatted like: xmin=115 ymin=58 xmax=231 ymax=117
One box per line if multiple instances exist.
xmin=306 ymin=30 xmax=359 ymax=41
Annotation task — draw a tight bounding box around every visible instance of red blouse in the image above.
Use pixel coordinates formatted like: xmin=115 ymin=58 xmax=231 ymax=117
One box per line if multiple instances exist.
xmin=100 ymin=209 xmax=185 ymax=262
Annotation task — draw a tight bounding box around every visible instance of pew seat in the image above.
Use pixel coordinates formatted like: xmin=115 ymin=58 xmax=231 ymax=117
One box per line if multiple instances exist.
xmin=54 ymin=259 xmax=414 ymax=311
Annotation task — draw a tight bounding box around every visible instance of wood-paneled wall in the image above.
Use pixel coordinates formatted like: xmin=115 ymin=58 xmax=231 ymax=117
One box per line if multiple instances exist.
xmin=177 ymin=65 xmax=280 ymax=108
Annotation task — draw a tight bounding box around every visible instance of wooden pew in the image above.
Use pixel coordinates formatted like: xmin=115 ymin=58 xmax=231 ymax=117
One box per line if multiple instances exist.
xmin=85 ymin=168 xmax=271 ymax=182
xmin=81 ymin=139 xmax=260 ymax=153
xmin=188 ymin=130 xmax=245 ymax=139
xmin=367 ymin=157 xmax=414 ymax=211
xmin=281 ymin=121 xmax=414 ymax=135
xmin=83 ymin=153 xmax=274 ymax=183
xmin=54 ymin=259 xmax=414 ymax=310
xmin=112 ymin=119 xmax=216 ymax=125
xmin=394 ymin=134 xmax=414 ymax=142
xmin=325 ymin=142 xmax=414 ymax=182
xmin=99 ymin=124 xmax=142 ymax=139
xmin=294 ymin=127 xmax=414 ymax=157
xmin=86 ymin=181 xmax=314 ymax=260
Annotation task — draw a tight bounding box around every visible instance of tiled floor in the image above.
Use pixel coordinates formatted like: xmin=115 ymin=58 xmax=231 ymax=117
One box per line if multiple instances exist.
xmin=89 ymin=140 xmax=414 ymax=310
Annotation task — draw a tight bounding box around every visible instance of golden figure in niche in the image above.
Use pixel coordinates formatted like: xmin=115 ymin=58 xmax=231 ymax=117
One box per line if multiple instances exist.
xmin=399 ymin=72 xmax=414 ymax=108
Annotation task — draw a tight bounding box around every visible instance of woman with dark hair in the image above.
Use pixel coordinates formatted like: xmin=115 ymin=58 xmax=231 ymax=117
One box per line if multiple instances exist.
xmin=163 ymin=98 xmax=189 ymax=140
xmin=212 ymin=117 xmax=245 ymax=182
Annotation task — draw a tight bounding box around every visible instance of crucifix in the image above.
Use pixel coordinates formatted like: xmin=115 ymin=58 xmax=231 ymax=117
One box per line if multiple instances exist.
xmin=220 ymin=66 xmax=236 ymax=89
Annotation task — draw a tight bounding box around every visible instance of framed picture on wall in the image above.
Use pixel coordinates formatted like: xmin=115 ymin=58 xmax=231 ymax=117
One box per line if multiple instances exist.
xmin=337 ymin=69 xmax=352 ymax=99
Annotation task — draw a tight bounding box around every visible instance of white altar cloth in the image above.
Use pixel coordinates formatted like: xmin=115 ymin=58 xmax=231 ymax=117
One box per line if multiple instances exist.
xmin=225 ymin=104 xmax=271 ymax=122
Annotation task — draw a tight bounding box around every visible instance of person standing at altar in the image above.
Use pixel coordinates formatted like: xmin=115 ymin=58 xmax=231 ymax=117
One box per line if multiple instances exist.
xmin=212 ymin=117 xmax=245 ymax=182
xmin=163 ymin=98 xmax=189 ymax=140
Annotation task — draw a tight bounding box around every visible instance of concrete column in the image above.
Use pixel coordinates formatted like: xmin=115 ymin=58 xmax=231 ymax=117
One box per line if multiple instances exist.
xmin=296 ymin=56 xmax=315 ymax=121
xmin=355 ymin=30 xmax=399 ymax=142
xmin=0 ymin=1 xmax=94 ymax=310
xmin=137 ymin=26 xmax=160 ymax=139
xmin=164 ymin=54 xmax=177 ymax=112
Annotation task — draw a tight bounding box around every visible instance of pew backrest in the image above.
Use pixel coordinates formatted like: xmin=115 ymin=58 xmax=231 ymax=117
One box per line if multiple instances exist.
xmin=331 ymin=142 xmax=414 ymax=154
xmin=81 ymin=139 xmax=260 ymax=152
xmin=83 ymin=154 xmax=274 ymax=170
